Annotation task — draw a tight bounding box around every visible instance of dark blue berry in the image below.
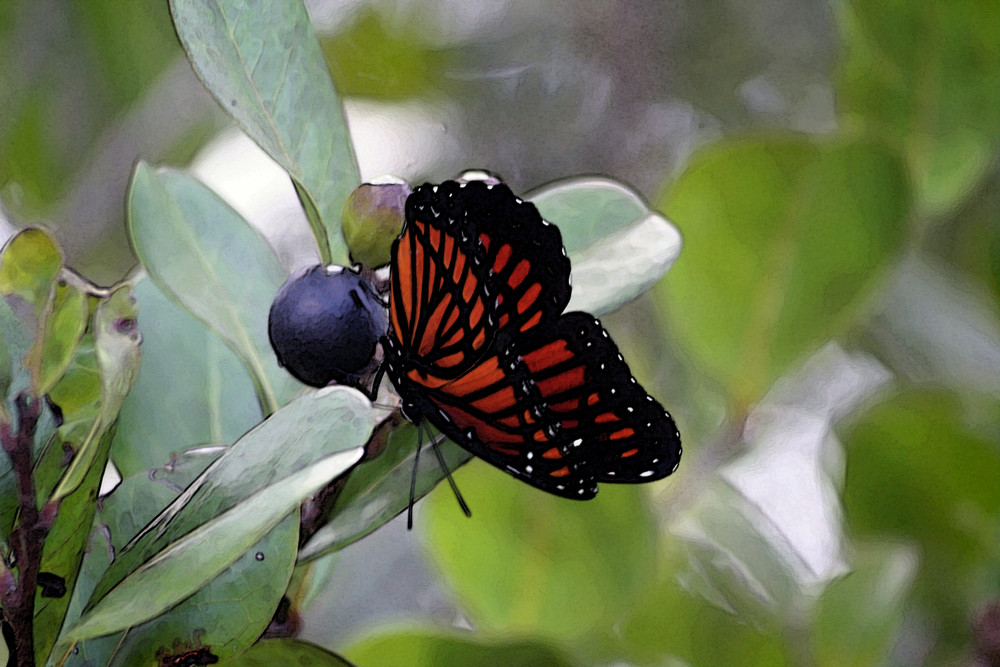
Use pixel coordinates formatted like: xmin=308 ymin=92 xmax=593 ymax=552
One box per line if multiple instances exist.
xmin=268 ymin=265 xmax=387 ymax=388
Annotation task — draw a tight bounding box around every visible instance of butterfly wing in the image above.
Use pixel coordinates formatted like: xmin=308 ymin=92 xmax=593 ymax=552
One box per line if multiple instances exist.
xmin=387 ymin=180 xmax=681 ymax=498
xmin=455 ymin=180 xmax=572 ymax=337
xmin=402 ymin=312 xmax=682 ymax=498
xmin=387 ymin=183 xmax=495 ymax=384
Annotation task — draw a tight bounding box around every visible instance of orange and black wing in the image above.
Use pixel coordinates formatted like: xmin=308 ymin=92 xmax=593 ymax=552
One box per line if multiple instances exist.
xmin=405 ymin=312 xmax=682 ymax=498
xmin=452 ymin=180 xmax=571 ymax=338
xmin=386 ymin=183 xmax=495 ymax=384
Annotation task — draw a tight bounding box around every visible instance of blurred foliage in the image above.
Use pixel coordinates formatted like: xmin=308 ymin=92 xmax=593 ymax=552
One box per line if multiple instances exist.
xmin=0 ymin=1 xmax=171 ymax=213
xmin=838 ymin=0 xmax=1000 ymax=217
xmin=320 ymin=8 xmax=454 ymax=101
xmin=1 ymin=0 xmax=1000 ymax=666
xmin=345 ymin=630 xmax=577 ymax=667
xmin=658 ymin=137 xmax=908 ymax=406
xmin=842 ymin=391 xmax=1000 ymax=659
xmin=0 ymin=0 xmax=221 ymax=282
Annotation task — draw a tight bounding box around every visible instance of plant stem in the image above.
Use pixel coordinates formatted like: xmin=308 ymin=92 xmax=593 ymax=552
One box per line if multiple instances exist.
xmin=1 ymin=393 xmax=48 ymax=667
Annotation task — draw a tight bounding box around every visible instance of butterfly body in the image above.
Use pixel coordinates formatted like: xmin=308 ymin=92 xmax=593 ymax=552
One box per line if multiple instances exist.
xmin=384 ymin=180 xmax=681 ymax=499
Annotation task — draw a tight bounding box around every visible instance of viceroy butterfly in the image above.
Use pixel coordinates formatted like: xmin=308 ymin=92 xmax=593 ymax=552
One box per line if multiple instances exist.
xmin=382 ymin=179 xmax=681 ymax=500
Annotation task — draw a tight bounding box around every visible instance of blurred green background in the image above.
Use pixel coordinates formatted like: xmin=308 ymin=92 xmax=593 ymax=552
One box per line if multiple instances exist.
xmin=3 ymin=1 xmax=1000 ymax=665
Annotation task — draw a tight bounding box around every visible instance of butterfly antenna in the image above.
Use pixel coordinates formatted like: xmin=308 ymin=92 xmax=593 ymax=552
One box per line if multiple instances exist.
xmin=430 ymin=434 xmax=472 ymax=518
xmin=407 ymin=422 xmax=422 ymax=530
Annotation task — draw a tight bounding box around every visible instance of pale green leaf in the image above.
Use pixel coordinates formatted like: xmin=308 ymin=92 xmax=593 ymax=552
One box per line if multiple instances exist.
xmin=127 ymin=162 xmax=299 ymax=415
xmin=64 ymin=387 xmax=375 ymax=643
xmin=529 ymin=177 xmax=682 ymax=316
xmin=170 ymin=0 xmax=359 ymax=263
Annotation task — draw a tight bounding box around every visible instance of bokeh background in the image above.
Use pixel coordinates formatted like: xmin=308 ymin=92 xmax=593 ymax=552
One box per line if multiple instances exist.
xmin=3 ymin=1 xmax=1000 ymax=665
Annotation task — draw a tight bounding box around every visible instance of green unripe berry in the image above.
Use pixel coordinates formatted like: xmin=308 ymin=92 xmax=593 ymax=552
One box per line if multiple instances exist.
xmin=341 ymin=182 xmax=410 ymax=268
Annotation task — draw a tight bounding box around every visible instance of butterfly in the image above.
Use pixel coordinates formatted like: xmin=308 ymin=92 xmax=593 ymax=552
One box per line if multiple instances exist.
xmin=382 ymin=179 xmax=681 ymax=500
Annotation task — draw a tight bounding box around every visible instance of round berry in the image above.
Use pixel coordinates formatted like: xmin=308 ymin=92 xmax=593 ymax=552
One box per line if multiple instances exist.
xmin=268 ymin=265 xmax=387 ymax=388
xmin=341 ymin=182 xmax=410 ymax=268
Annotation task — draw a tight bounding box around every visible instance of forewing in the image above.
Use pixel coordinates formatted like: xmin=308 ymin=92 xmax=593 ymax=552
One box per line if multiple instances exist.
xmin=388 ymin=184 xmax=494 ymax=382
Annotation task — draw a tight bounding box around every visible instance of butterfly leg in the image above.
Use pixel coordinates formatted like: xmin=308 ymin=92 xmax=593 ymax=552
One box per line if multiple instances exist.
xmin=406 ymin=426 xmax=473 ymax=529
xmin=407 ymin=422 xmax=423 ymax=530
xmin=429 ymin=435 xmax=472 ymax=519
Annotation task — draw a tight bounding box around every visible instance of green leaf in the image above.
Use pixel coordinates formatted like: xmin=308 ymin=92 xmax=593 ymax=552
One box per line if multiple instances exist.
xmin=35 ymin=285 xmax=142 ymax=663
xmin=838 ymin=0 xmax=1000 ymax=216
xmin=424 ymin=460 xmax=660 ymax=644
xmin=33 ymin=425 xmax=118 ymax=667
xmin=47 ymin=339 xmax=101 ymax=427
xmin=298 ymin=423 xmax=472 ymax=561
xmin=218 ymin=639 xmax=356 ymax=666
xmin=840 ymin=389 xmax=1000 ymax=657
xmin=170 ymin=0 xmax=360 ymax=263
xmin=320 ymin=7 xmax=453 ymax=101
xmin=127 ymin=162 xmax=300 ymax=415
xmin=812 ymin=541 xmax=917 ymax=667
xmin=528 ymin=176 xmax=683 ymax=316
xmin=344 ymin=630 xmax=576 ymax=667
xmin=63 ymin=387 xmax=374 ymax=643
xmin=58 ymin=472 xmax=297 ymax=666
xmin=0 ymin=227 xmax=86 ymax=396
xmin=34 ymin=280 xmax=88 ymax=396
xmin=619 ymin=557 xmax=787 ymax=667
xmin=101 ymin=515 xmax=298 ymax=666
xmin=111 ymin=277 xmax=261 ymax=477
xmin=0 ymin=294 xmax=31 ymax=419
xmin=65 ymin=452 xmax=359 ymax=644
xmin=0 ymin=227 xmax=62 ymax=308
xmin=657 ymin=137 xmax=909 ymax=405
xmin=60 ymin=468 xmax=179 ymax=655
xmin=51 ymin=285 xmax=142 ymax=502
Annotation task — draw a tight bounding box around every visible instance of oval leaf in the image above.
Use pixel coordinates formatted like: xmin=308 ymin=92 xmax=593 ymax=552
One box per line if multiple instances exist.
xmin=127 ymin=162 xmax=300 ymax=414
xmin=529 ymin=177 xmax=682 ymax=316
xmin=104 ymin=515 xmax=299 ymax=665
xmin=111 ymin=277 xmax=262 ymax=477
xmin=658 ymin=137 xmax=909 ymax=403
xmin=65 ymin=450 xmax=359 ymax=643
xmin=0 ymin=227 xmax=62 ymax=308
xmin=170 ymin=0 xmax=360 ymax=263
xmin=57 ymin=474 xmax=298 ymax=666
